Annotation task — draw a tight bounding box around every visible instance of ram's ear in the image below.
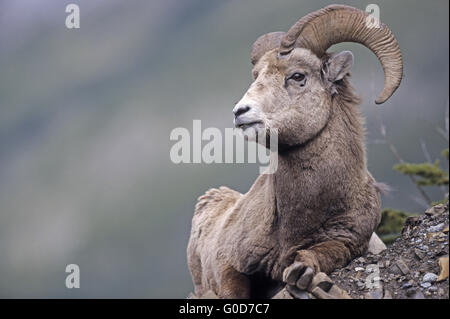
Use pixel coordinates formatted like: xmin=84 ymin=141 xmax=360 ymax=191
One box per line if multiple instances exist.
xmin=323 ymin=51 xmax=354 ymax=83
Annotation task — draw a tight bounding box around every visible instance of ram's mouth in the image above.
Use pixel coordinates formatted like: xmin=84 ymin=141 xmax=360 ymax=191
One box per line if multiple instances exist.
xmin=237 ymin=122 xmax=263 ymax=130
xmin=234 ymin=119 xmax=263 ymax=130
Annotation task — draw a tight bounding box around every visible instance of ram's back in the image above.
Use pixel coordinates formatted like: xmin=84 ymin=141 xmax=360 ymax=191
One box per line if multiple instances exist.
xmin=187 ymin=186 xmax=242 ymax=295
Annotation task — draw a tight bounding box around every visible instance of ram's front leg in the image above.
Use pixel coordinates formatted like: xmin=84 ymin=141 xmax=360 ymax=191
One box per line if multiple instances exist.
xmin=283 ymin=239 xmax=363 ymax=297
xmin=283 ymin=200 xmax=379 ymax=297
xmin=217 ymin=266 xmax=251 ymax=299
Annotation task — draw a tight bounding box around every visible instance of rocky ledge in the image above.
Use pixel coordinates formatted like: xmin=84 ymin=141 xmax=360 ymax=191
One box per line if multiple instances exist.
xmin=274 ymin=202 xmax=449 ymax=299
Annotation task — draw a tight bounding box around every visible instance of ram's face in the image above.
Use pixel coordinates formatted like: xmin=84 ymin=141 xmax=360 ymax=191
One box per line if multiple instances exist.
xmin=233 ymin=48 xmax=332 ymax=147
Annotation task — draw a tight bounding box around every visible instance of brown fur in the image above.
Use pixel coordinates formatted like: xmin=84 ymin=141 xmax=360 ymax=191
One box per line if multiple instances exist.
xmin=187 ymin=48 xmax=382 ymax=298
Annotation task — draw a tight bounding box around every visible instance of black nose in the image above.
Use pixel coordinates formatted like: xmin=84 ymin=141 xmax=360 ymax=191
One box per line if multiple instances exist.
xmin=233 ymin=105 xmax=251 ymax=118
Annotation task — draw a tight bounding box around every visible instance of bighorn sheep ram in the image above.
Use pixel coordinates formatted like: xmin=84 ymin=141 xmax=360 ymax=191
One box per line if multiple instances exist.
xmin=187 ymin=4 xmax=403 ymax=298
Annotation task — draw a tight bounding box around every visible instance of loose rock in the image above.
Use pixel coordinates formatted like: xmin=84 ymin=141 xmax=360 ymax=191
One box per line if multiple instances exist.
xmin=420 ymin=282 xmax=431 ymax=289
xmin=428 ymin=223 xmax=445 ymax=233
xmin=422 ymin=272 xmax=438 ymax=283
xmin=393 ymin=259 xmax=410 ymax=275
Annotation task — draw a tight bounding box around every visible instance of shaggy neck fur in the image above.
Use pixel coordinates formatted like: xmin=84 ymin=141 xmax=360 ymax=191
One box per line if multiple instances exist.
xmin=272 ymin=78 xmax=367 ymax=268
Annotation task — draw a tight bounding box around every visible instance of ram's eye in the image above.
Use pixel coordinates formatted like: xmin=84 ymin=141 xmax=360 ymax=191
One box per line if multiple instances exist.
xmin=290 ymin=73 xmax=305 ymax=82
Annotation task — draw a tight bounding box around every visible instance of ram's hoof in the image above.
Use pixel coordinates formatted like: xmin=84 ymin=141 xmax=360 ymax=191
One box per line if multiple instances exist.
xmin=283 ymin=261 xmax=315 ymax=290
xmin=309 ymin=272 xmax=352 ymax=299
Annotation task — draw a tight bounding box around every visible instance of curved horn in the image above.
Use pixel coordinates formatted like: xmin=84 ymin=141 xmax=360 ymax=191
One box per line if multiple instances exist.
xmin=280 ymin=5 xmax=403 ymax=104
xmin=251 ymin=32 xmax=285 ymax=65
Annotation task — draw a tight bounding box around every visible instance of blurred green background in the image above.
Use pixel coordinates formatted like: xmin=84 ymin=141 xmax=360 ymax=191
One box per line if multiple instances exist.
xmin=0 ymin=0 xmax=448 ymax=298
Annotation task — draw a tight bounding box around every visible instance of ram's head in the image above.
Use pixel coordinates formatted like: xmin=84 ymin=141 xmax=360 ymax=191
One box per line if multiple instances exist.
xmin=233 ymin=5 xmax=403 ymax=147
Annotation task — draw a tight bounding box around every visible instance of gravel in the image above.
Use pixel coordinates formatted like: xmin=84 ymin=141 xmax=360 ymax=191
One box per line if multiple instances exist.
xmin=329 ymin=202 xmax=449 ymax=299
